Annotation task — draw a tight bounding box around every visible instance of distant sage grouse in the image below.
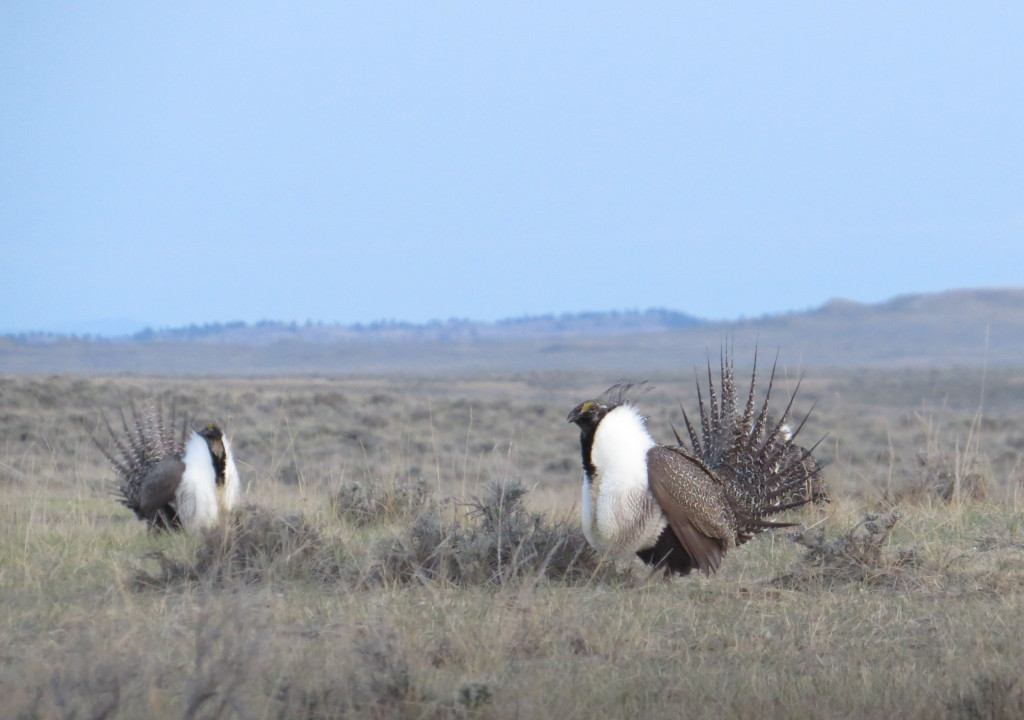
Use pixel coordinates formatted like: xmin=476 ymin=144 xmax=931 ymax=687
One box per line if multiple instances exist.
xmin=567 ymin=352 xmax=827 ymax=576
xmin=96 ymin=402 xmax=241 ymax=531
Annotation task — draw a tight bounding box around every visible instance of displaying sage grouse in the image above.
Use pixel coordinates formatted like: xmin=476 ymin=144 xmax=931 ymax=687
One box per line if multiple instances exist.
xmin=567 ymin=352 xmax=827 ymax=576
xmin=96 ymin=403 xmax=241 ymax=531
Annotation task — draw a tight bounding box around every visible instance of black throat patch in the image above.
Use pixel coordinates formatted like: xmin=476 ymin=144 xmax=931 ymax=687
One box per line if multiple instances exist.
xmin=199 ymin=426 xmax=228 ymax=485
xmin=578 ymin=421 xmax=599 ymax=479
xmin=570 ymin=403 xmax=614 ymax=480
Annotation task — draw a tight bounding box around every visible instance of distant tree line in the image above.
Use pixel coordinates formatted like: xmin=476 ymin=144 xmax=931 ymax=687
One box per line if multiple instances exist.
xmin=6 ymin=308 xmax=705 ymax=345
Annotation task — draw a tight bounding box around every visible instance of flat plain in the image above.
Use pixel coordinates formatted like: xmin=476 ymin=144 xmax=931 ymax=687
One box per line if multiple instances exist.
xmin=3 ymin=363 xmax=1024 ymax=719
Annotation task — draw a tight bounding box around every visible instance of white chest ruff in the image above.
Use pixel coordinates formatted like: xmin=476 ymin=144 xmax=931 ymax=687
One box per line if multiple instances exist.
xmin=219 ymin=433 xmax=241 ymax=513
xmin=176 ymin=432 xmax=221 ymax=531
xmin=580 ymin=405 xmax=667 ymax=555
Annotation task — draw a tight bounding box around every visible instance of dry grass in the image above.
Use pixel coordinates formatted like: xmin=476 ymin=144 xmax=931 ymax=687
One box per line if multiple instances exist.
xmin=367 ymin=477 xmax=618 ymax=588
xmin=771 ymin=508 xmax=918 ymax=590
xmin=132 ymin=504 xmax=357 ymax=589
xmin=2 ymin=368 xmax=1024 ymax=718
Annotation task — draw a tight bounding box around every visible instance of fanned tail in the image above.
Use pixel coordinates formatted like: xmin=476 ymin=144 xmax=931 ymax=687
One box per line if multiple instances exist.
xmin=93 ymin=400 xmax=188 ymax=518
xmin=678 ymin=349 xmax=828 ymax=544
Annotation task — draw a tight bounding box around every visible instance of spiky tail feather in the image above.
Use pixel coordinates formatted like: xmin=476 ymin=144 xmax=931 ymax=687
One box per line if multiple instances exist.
xmin=679 ymin=349 xmax=828 ymax=544
xmin=93 ymin=400 xmax=188 ymax=518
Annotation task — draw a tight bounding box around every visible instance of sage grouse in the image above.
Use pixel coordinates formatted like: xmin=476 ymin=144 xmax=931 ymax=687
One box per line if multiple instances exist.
xmin=96 ymin=403 xmax=241 ymax=531
xmin=567 ymin=353 xmax=827 ymax=576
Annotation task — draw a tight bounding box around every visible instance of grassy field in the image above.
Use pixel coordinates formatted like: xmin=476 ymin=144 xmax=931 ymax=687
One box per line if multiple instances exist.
xmin=3 ymin=365 xmax=1024 ymax=719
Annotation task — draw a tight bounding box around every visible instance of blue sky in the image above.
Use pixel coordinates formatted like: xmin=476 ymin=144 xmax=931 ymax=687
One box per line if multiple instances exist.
xmin=2 ymin=3 xmax=1022 ymax=335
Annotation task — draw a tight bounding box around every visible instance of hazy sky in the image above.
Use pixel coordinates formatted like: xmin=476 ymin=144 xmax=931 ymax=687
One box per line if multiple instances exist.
xmin=3 ymin=3 xmax=1022 ymax=334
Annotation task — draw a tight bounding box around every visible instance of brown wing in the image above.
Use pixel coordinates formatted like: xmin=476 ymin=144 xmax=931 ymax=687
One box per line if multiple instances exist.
xmin=646 ymin=446 xmax=735 ymax=575
xmin=137 ymin=456 xmax=185 ymax=515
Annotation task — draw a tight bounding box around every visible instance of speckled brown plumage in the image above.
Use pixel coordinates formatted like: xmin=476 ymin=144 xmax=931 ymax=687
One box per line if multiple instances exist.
xmin=568 ymin=350 xmax=828 ymax=577
xmin=678 ymin=351 xmax=829 ymax=547
xmin=94 ymin=400 xmax=190 ymax=530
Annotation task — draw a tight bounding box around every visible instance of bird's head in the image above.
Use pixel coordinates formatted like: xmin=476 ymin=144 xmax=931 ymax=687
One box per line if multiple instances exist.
xmin=568 ymin=383 xmax=645 ymax=432
xmin=197 ymin=423 xmax=229 ymax=483
xmin=567 ymin=400 xmax=613 ymax=432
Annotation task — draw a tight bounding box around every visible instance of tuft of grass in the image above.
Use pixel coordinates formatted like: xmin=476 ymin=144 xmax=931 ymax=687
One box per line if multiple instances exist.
xmin=771 ymin=509 xmax=924 ymax=589
xmin=133 ymin=504 xmax=356 ymax=588
xmin=331 ymin=473 xmax=433 ymax=527
xmin=947 ymin=673 xmax=1024 ymax=720
xmin=16 ymin=653 xmax=131 ymax=720
xmin=369 ymin=477 xmax=620 ymax=587
xmin=884 ymin=412 xmax=993 ymax=505
xmin=272 ymin=622 xmax=462 ymax=720
xmin=456 ymin=679 xmax=497 ymax=712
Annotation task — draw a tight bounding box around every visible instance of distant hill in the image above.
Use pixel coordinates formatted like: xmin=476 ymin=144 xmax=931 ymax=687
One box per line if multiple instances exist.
xmin=9 ymin=308 xmax=701 ymax=346
xmin=2 ymin=288 xmax=1022 ymax=374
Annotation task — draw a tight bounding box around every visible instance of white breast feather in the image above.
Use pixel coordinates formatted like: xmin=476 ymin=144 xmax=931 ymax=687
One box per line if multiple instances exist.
xmin=583 ymin=404 xmax=665 ymax=553
xmin=580 ymin=473 xmax=594 ymax=543
xmin=177 ymin=431 xmax=220 ymax=531
xmin=219 ymin=433 xmax=241 ymax=514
